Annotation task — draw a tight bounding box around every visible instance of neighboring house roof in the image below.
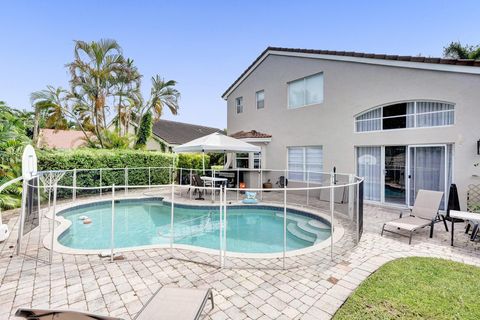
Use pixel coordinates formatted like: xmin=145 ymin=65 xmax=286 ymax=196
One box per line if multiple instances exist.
xmin=230 ymin=130 xmax=272 ymax=139
xmin=37 ymin=129 xmax=90 ymax=149
xmin=222 ymin=46 xmax=480 ymax=99
xmin=152 ymin=119 xmax=222 ymax=145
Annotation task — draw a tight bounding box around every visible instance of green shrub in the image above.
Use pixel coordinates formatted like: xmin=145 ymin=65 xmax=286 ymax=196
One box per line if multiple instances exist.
xmin=36 ymin=149 xmax=210 ymax=198
xmin=177 ymin=153 xmax=210 ymax=171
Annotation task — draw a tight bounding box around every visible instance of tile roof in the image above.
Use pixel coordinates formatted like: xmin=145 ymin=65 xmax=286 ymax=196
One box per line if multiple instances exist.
xmin=229 ymin=130 xmax=272 ymax=139
xmin=37 ymin=129 xmax=91 ymax=149
xmin=222 ymin=46 xmax=480 ymax=98
xmin=152 ymin=119 xmax=222 ymax=145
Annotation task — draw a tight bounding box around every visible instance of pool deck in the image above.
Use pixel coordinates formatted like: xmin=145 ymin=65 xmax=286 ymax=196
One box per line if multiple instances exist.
xmin=1 ymin=190 xmax=480 ymax=320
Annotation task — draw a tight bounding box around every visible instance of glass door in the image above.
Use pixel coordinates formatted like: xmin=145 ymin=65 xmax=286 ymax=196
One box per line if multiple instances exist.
xmin=384 ymin=146 xmax=406 ymax=204
xmin=407 ymin=145 xmax=447 ymax=209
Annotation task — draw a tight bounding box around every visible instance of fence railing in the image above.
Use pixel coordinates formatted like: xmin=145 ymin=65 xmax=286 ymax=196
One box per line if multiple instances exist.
xmin=10 ymin=166 xmax=364 ymax=269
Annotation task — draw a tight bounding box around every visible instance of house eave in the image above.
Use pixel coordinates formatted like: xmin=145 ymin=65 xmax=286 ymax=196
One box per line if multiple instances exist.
xmin=222 ymin=49 xmax=480 ymax=100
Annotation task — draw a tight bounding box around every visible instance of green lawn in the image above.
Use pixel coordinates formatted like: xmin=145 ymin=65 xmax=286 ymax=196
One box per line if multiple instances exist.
xmin=333 ymin=257 xmax=480 ymax=320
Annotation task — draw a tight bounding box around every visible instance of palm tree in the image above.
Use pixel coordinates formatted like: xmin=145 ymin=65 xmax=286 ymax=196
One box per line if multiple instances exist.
xmin=443 ymin=42 xmax=480 ymax=60
xmin=67 ymin=39 xmax=130 ymax=147
xmin=112 ymin=58 xmax=142 ymax=136
xmin=137 ymin=75 xmax=180 ymax=128
xmin=31 ymin=86 xmax=94 ymax=145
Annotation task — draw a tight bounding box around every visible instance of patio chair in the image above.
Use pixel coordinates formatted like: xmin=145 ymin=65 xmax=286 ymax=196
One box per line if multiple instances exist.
xmin=381 ymin=190 xmax=445 ymax=244
xmin=15 ymin=287 xmax=214 ymax=320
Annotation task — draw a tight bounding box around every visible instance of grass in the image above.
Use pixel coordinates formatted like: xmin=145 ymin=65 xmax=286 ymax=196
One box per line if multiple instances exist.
xmin=333 ymin=257 xmax=480 ymax=320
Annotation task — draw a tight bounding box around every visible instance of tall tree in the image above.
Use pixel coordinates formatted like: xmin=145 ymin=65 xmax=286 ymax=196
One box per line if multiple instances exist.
xmin=31 ymin=86 xmax=94 ymax=145
xmin=67 ymin=39 xmax=130 ymax=147
xmin=137 ymin=75 xmax=180 ymax=128
xmin=443 ymin=42 xmax=480 ymax=59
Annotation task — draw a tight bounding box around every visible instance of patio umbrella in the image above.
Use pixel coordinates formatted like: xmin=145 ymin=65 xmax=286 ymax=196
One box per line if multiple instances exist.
xmin=173 ymin=132 xmax=261 ymax=172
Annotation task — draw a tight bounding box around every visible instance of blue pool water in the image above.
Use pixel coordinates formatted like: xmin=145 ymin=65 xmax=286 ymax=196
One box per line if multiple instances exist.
xmin=58 ymin=199 xmax=330 ymax=253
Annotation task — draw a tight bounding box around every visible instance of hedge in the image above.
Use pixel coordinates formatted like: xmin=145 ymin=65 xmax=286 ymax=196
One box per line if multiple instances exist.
xmin=37 ymin=149 xmax=210 ymax=198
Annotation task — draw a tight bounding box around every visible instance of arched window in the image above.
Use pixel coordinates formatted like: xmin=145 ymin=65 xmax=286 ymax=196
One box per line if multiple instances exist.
xmin=355 ymin=101 xmax=454 ymax=132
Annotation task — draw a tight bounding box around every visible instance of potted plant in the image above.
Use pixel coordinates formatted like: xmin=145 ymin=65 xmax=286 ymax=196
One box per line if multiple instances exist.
xmin=263 ymin=179 xmax=272 ymax=191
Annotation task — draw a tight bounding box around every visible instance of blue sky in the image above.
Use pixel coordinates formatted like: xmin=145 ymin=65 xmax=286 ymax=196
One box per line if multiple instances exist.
xmin=1 ymin=0 xmax=478 ymax=129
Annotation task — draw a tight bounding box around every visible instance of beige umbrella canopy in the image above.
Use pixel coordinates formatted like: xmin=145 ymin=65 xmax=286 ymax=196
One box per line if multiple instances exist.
xmin=173 ymin=132 xmax=261 ymax=172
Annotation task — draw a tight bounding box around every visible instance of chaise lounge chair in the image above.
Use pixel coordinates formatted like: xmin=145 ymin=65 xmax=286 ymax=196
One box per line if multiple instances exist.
xmin=381 ymin=189 xmax=445 ymax=244
xmin=15 ymin=287 xmax=214 ymax=320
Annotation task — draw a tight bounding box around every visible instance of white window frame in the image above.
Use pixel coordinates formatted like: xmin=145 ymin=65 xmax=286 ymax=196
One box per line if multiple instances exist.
xmin=354 ymin=100 xmax=455 ymax=133
xmin=256 ymin=90 xmax=264 ymax=109
xmin=287 ymin=146 xmax=323 ymax=182
xmin=287 ymin=72 xmax=324 ymax=109
xmin=253 ymin=152 xmax=261 ymax=169
xmin=235 ymin=97 xmax=243 ymax=114
xmin=235 ymin=152 xmax=249 ymax=168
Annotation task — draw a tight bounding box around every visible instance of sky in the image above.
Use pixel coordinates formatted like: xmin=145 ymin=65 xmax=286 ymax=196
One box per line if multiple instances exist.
xmin=0 ymin=0 xmax=479 ymax=129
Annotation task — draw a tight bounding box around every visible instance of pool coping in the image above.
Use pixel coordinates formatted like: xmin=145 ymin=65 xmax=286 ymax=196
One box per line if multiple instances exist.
xmin=42 ymin=194 xmax=345 ymax=259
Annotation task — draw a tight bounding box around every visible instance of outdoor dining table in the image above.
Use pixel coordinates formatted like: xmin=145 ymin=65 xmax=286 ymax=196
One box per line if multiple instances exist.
xmin=449 ymin=210 xmax=480 ymax=246
xmin=200 ymin=176 xmax=228 ymax=202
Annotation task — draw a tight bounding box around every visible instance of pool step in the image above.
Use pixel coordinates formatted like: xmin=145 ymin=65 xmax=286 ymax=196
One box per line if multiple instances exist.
xmin=307 ymin=219 xmax=330 ymax=230
xmin=287 ymin=223 xmax=316 ymax=243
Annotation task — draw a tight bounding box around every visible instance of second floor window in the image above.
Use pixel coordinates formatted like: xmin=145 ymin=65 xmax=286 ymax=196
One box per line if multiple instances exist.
xmin=256 ymin=90 xmax=265 ymax=109
xmin=288 ymin=73 xmax=324 ymax=109
xmin=355 ymin=101 xmax=455 ymax=132
xmin=236 ymin=97 xmax=243 ymax=114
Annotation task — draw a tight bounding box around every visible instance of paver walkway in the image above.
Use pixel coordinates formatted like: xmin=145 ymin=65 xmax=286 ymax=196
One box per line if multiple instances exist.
xmin=0 ymin=195 xmax=479 ymax=320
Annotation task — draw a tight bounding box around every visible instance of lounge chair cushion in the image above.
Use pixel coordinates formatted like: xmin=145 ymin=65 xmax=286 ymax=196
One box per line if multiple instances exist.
xmin=384 ymin=216 xmax=432 ymax=231
xmin=135 ymin=287 xmax=212 ymax=320
xmin=15 ymin=308 xmax=121 ymax=320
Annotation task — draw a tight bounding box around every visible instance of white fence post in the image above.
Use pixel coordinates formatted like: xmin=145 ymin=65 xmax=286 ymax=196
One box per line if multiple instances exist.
xmin=330 ymin=173 xmax=335 ymax=261
xmin=306 ymin=171 xmax=310 ymax=206
xmin=223 ymin=185 xmax=227 ymax=265
xmin=283 ymin=181 xmax=287 ymax=270
xmin=236 ymin=168 xmax=239 ymax=201
xmin=179 ymin=168 xmax=183 ymax=197
xmin=148 ymin=167 xmax=151 ymax=190
xmin=72 ymin=168 xmax=77 ymax=201
xmin=219 ymin=185 xmax=223 ymax=267
xmin=124 ymin=168 xmax=128 ymax=195
xmin=260 ymin=170 xmax=263 ymax=200
xmin=170 ymin=181 xmax=175 ymax=253
xmin=110 ymin=184 xmax=115 ymax=263
xmin=49 ymin=181 xmax=58 ymax=264
xmin=99 ymin=169 xmax=103 ymax=197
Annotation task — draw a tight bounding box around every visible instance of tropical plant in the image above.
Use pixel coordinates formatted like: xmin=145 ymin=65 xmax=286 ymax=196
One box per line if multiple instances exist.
xmin=67 ymin=39 xmax=131 ymax=147
xmin=443 ymin=42 xmax=480 ymax=59
xmin=137 ymin=75 xmax=180 ymax=126
xmin=135 ymin=111 xmax=153 ymax=149
xmin=31 ymin=39 xmax=180 ymax=148
xmin=31 ymin=86 xmax=94 ymax=145
xmin=0 ymin=101 xmax=32 ymax=209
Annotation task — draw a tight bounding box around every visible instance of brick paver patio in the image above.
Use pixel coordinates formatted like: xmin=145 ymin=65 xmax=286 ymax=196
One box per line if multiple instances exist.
xmin=1 ymin=192 xmax=479 ymax=320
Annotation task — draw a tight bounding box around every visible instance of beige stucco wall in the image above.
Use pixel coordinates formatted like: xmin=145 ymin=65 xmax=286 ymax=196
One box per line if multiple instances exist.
xmin=226 ymin=54 xmax=480 ymax=208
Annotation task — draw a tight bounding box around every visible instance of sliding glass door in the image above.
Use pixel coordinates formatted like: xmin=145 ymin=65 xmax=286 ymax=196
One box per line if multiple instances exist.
xmin=357 ymin=144 xmax=451 ymax=208
xmin=384 ymin=146 xmax=406 ymax=204
xmin=407 ymin=145 xmax=447 ymax=209
xmin=357 ymin=147 xmax=381 ymax=201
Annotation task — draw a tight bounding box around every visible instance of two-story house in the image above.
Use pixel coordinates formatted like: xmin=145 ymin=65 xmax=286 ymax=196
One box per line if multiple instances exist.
xmin=223 ymin=47 xmax=480 ymax=209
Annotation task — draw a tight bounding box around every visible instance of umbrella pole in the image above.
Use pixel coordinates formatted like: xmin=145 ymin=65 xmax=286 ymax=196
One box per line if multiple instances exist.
xmin=202 ymin=151 xmax=205 ymax=174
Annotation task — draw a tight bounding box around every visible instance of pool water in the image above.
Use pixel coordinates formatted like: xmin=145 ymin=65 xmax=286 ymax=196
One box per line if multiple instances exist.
xmin=58 ymin=199 xmax=330 ymax=253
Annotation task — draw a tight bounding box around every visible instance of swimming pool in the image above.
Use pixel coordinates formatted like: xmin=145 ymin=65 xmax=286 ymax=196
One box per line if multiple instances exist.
xmin=57 ymin=198 xmax=331 ymax=254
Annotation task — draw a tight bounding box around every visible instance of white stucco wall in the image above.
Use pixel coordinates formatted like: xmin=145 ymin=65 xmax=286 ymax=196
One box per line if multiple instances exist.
xmin=225 ymin=54 xmax=480 ymax=208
